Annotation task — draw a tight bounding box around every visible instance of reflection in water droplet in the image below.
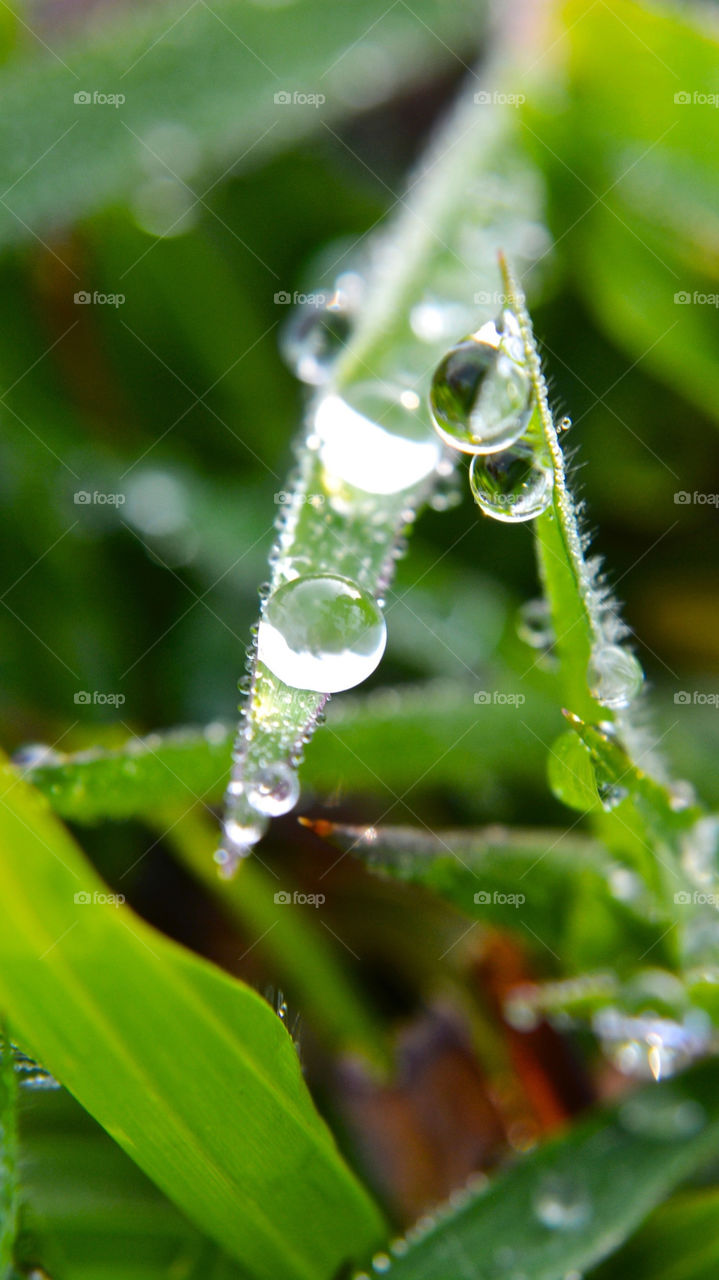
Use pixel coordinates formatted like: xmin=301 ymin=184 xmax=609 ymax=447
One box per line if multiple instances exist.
xmin=429 ymin=313 xmax=532 ymax=455
xmin=12 ymin=743 xmax=64 ymax=771
xmin=681 ymin=816 xmax=719 ymax=889
xmin=594 ymin=1006 xmax=712 ymax=1080
xmin=587 ymin=644 xmax=644 ymax=710
xmin=469 ymin=444 xmax=553 ymax=524
xmin=247 ymin=762 xmax=300 ymax=816
xmin=532 ymin=1174 xmax=590 ymax=1230
xmin=257 ymin=573 xmax=386 ymax=693
xmin=315 ymin=384 xmax=440 ymax=494
xmin=517 ymin=597 xmax=554 ymax=650
xmin=280 ymin=277 xmax=360 ymax=385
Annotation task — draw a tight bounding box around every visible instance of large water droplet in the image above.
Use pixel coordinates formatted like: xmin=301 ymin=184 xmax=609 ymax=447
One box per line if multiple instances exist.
xmin=593 ymin=1006 xmax=711 ymax=1080
xmin=314 ymin=383 xmax=441 ymax=494
xmin=429 ymin=312 xmax=532 ymax=455
xmin=532 ymin=1173 xmax=591 ymax=1230
xmin=587 ymin=644 xmax=644 ymax=710
xmin=247 ymin=762 xmax=300 ymax=816
xmin=257 ymin=573 xmax=386 ymax=693
xmin=280 ymin=276 xmax=360 ymax=385
xmin=469 ymin=444 xmax=552 ymax=523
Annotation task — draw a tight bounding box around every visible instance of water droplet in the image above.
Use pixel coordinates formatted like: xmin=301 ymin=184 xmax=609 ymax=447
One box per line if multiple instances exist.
xmin=596 ymin=776 xmax=629 ymax=812
xmin=608 ymin=865 xmax=643 ymax=903
xmin=7 ymin=1046 xmax=60 ymax=1090
xmin=125 ymin=469 xmax=189 ymax=537
xmin=247 ymin=762 xmax=300 ymax=816
xmin=619 ymin=1095 xmax=706 ymax=1140
xmin=532 ymin=1173 xmax=591 ymax=1230
xmin=587 ymin=644 xmax=644 ymax=710
xmin=517 ymin=598 xmax=554 ymax=650
xmin=131 ymin=175 xmax=198 ymax=239
xmin=681 ymin=816 xmax=719 ymax=889
xmin=372 ymin=1254 xmax=392 ymax=1274
xmin=668 ymin=779 xmax=696 ymax=813
xmin=280 ymin=279 xmax=359 ymax=385
xmin=429 ymin=312 xmax=532 ymax=455
xmin=12 ymin=743 xmax=64 ymax=771
xmin=594 ymin=1006 xmax=711 ymax=1080
xmin=315 ymin=383 xmax=440 ymax=494
xmin=257 ymin=574 xmax=386 ymax=693
xmin=469 ymin=444 xmax=553 ymax=523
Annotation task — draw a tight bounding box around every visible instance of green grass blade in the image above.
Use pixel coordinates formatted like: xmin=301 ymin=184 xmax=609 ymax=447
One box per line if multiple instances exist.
xmin=0 ymin=1030 xmax=19 ymax=1278
xmin=315 ymin=820 xmax=669 ymax=973
xmin=0 ymin=759 xmax=383 ymax=1280
xmin=353 ymin=1059 xmax=719 ymax=1280
xmin=0 ymin=0 xmax=481 ymax=250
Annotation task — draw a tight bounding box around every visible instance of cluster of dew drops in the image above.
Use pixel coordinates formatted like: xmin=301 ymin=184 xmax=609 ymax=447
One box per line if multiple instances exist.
xmin=216 ymin=277 xmax=653 ymax=873
xmin=217 ymin=282 xmax=557 ymax=872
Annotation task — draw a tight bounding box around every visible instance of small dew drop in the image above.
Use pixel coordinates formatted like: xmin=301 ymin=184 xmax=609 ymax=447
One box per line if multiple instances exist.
xmin=469 ymin=444 xmax=553 ymax=524
xmin=429 ymin=312 xmax=532 ymax=455
xmin=247 ymin=762 xmax=300 ymax=816
xmin=12 ymin=743 xmax=64 ymax=771
xmin=371 ymin=1254 xmax=392 ymax=1274
xmin=680 ymin=816 xmax=719 ymax=889
xmin=532 ymin=1174 xmax=591 ymax=1230
xmin=257 ymin=574 xmax=386 ymax=693
xmin=517 ymin=597 xmax=554 ymax=650
xmin=280 ymin=280 xmax=358 ymax=385
xmin=587 ymin=644 xmax=644 ymax=710
xmin=314 ymin=383 xmax=440 ymax=495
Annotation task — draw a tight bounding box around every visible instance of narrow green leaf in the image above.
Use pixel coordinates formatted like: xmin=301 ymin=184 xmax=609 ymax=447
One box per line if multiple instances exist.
xmin=317 ymin=819 xmax=669 ymax=973
xmin=594 ymin=1188 xmax=719 ymax=1280
xmin=355 ymin=1060 xmax=719 ymax=1280
xmin=0 ymin=759 xmax=383 ymax=1280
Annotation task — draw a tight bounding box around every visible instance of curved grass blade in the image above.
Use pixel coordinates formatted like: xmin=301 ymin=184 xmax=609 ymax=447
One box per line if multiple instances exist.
xmin=353 ymin=1059 xmax=719 ymax=1280
xmin=223 ymin=81 xmax=552 ymax=870
xmin=310 ymin=820 xmax=670 ymax=974
xmin=0 ymin=758 xmax=384 ymax=1280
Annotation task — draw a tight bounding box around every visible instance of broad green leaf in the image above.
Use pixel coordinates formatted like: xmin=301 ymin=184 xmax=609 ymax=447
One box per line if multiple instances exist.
xmin=0 ymin=759 xmax=383 ymax=1280
xmin=531 ymin=0 xmax=719 ymax=422
xmin=20 ymin=677 xmax=558 ymax=823
xmin=315 ymin=820 xmax=669 ymax=973
xmin=353 ymin=1060 xmax=719 ymax=1280
xmin=594 ymin=1188 xmax=719 ymax=1280
xmin=0 ymin=0 xmax=482 ymax=251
